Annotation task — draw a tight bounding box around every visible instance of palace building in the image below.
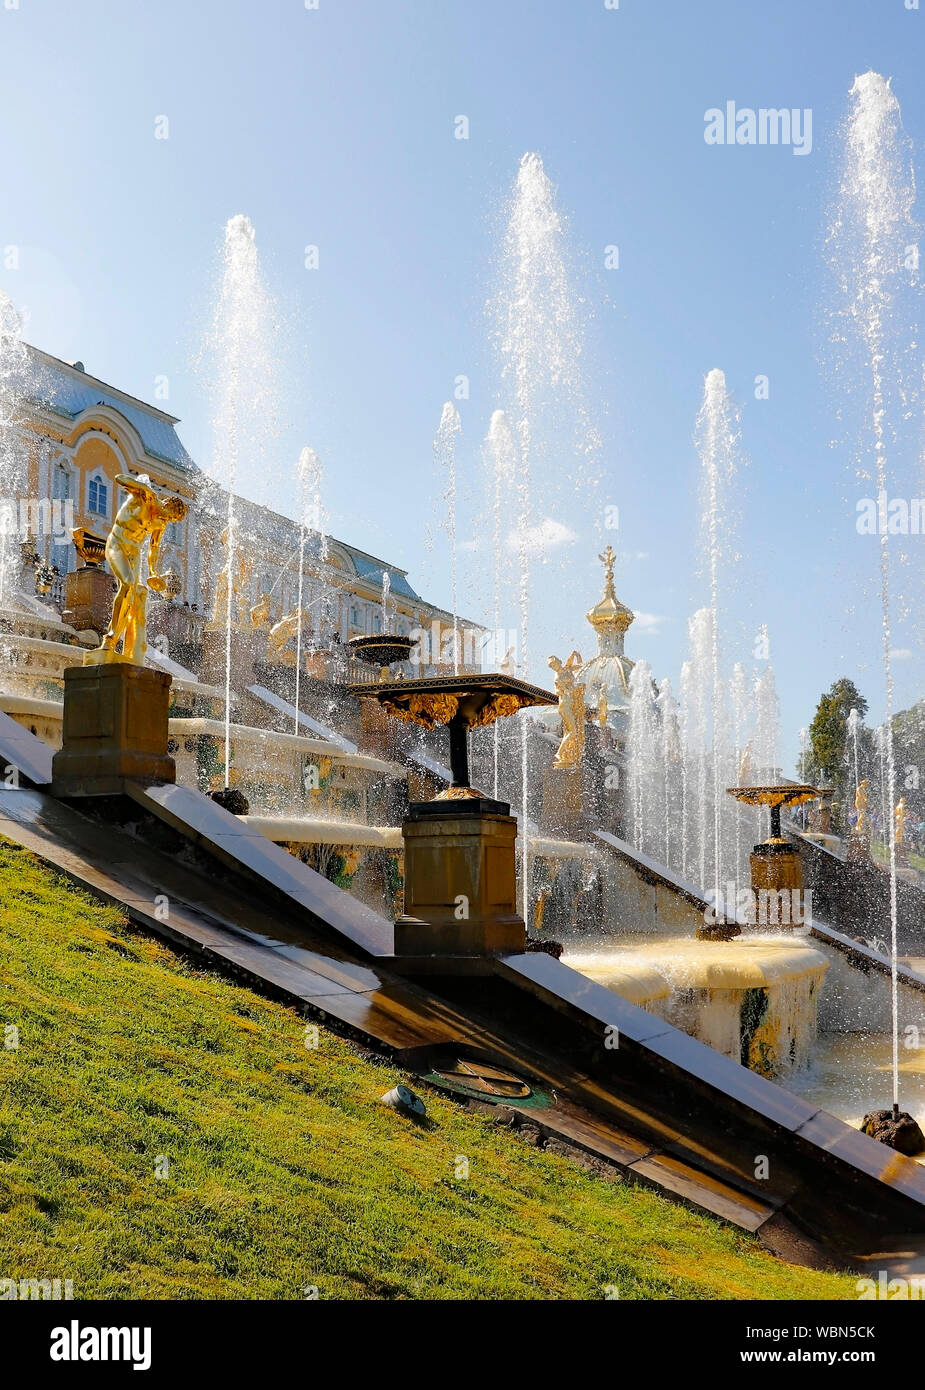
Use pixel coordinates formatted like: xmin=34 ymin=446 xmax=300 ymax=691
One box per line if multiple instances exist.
xmin=11 ymin=345 xmax=480 ymax=662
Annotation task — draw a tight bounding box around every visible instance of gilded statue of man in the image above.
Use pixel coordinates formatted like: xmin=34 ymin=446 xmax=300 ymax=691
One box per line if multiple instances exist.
xmin=88 ymin=474 xmax=187 ymax=666
xmin=855 ymin=778 xmax=869 ymax=835
xmin=895 ymin=796 xmax=907 ymax=848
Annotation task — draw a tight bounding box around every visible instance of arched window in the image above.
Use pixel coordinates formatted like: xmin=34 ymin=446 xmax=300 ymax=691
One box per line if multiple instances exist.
xmin=51 ymin=462 xmax=71 ymax=503
xmin=87 ymin=471 xmax=109 ymax=518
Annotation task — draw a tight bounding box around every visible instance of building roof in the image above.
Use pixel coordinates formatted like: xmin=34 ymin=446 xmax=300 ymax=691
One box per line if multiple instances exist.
xmin=20 ymin=345 xmax=195 ymax=472
xmin=20 ymin=342 xmax=476 ymax=623
xmin=343 ymin=545 xmax=419 ymax=600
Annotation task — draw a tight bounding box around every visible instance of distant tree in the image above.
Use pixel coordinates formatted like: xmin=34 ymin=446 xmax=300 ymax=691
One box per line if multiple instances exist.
xmin=891 ymin=700 xmax=925 ymax=821
xmin=807 ymin=678 xmax=868 ymax=788
xmin=804 ymin=679 xmax=871 ymax=829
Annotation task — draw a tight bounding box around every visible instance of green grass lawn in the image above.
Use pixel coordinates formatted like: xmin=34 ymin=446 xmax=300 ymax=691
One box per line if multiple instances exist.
xmin=0 ymin=835 xmax=856 ymax=1300
xmin=871 ymin=841 xmax=925 ymax=872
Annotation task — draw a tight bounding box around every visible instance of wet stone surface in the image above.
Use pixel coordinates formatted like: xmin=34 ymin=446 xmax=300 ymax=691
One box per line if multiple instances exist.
xmin=861 ymin=1108 xmax=925 ymax=1157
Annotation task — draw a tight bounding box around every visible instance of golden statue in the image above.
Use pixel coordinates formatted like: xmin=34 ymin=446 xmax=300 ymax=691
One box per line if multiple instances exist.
xmin=267 ymin=610 xmax=311 ymax=666
xmin=249 ymin=592 xmax=274 ymax=629
xmin=895 ymin=796 xmax=907 ymax=848
xmin=206 ymin=523 xmax=255 ymax=630
xmin=549 ymin=650 xmax=586 ymax=768
xmin=855 ymin=778 xmax=869 ymax=835
xmin=738 ymin=742 xmax=754 ymax=785
xmin=85 ymin=474 xmax=187 ymax=666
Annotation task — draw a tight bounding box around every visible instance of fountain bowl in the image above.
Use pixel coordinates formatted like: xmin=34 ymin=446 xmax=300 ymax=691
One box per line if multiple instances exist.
xmin=350 ymin=671 xmax=556 ymax=801
xmin=346 ymin=634 xmax=416 ymax=670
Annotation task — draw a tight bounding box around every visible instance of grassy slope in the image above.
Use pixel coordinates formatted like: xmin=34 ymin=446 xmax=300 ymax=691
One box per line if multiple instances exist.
xmin=0 ymin=836 xmax=855 ymax=1300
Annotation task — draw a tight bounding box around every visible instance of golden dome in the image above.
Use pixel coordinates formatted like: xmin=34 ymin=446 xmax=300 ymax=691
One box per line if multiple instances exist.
xmin=578 ymin=545 xmax=635 ymax=719
xmin=586 ymin=545 xmax=634 ymax=637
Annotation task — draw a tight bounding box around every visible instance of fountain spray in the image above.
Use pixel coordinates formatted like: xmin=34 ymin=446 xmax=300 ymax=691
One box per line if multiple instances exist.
xmin=485 ymin=410 xmax=518 ymax=799
xmin=492 ymin=151 xmax=594 ymax=924
xmin=433 ymin=402 xmax=461 ymax=675
xmin=381 ymin=570 xmax=392 ymax=634
xmin=0 ymin=294 xmax=27 ymax=611
xmin=846 ymin=707 xmax=860 ymax=806
xmin=830 ymin=72 xmax=919 ymax=1117
xmin=829 ymin=73 xmax=923 ymax=1117
xmin=205 ymin=215 xmax=277 ymax=793
xmin=293 ymin=447 xmax=325 ymax=732
xmin=694 ymin=370 xmax=741 ymax=915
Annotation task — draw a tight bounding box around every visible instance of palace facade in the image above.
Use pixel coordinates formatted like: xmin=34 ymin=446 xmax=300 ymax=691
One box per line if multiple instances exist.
xmin=12 ymin=345 xmax=480 ymax=661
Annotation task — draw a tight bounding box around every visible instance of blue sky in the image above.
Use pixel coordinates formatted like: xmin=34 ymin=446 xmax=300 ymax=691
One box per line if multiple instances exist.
xmin=1 ymin=0 xmax=924 ymax=768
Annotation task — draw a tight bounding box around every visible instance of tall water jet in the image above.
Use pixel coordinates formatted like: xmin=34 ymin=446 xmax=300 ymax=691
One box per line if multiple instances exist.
xmin=846 ymin=705 xmax=861 ymax=805
xmin=694 ymin=369 xmax=741 ymax=909
xmin=753 ymin=666 xmax=780 ymax=778
xmin=202 ymin=214 xmax=280 ymax=793
xmin=0 ymin=294 xmax=28 ymax=610
xmin=828 ymin=72 xmax=919 ymax=1117
xmin=433 ymin=401 xmax=461 ymax=674
xmin=381 ymin=569 xmax=392 ymax=633
xmin=752 ymin=665 xmax=781 ymax=842
xmin=490 ymin=151 xmax=598 ymax=921
xmin=656 ymin=677 xmax=682 ymax=867
xmin=680 ymin=609 xmax=713 ymax=889
xmin=628 ymin=661 xmax=659 ymax=858
xmin=484 ymin=409 xmax=518 ymax=799
xmin=293 ymin=445 xmax=327 ymax=732
xmin=730 ymin=662 xmax=750 ymax=871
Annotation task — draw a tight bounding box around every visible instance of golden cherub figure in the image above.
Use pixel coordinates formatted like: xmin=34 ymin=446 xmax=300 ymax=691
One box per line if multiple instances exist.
xmin=549 ymin=650 xmax=586 ymax=768
xmin=738 ymin=742 xmax=754 ymax=785
xmin=267 ymin=610 xmax=312 ymax=666
xmin=855 ymin=778 xmax=869 ymax=835
xmin=86 ymin=474 xmax=187 ymax=667
xmin=895 ymin=796 xmax=907 ymax=848
xmin=249 ymin=592 xmax=274 ymax=629
xmin=206 ymin=522 xmax=256 ymax=630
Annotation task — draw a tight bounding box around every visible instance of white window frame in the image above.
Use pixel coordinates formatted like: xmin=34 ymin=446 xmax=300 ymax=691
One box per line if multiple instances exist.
xmin=86 ymin=470 xmax=110 ymax=519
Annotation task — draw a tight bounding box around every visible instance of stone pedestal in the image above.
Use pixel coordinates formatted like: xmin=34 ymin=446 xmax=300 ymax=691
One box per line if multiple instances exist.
xmin=540 ymin=764 xmax=585 ymax=840
xmin=394 ymin=798 xmax=526 ymax=958
xmin=750 ymin=840 xmax=804 ymax=927
xmin=62 ymin=566 xmax=115 ymax=636
xmin=51 ymin=662 xmax=175 ymax=797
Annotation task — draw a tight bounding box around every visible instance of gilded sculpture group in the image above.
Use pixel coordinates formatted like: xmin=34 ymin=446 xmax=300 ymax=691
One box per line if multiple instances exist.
xmin=546 ymin=546 xmax=615 ymax=769
xmin=854 ymin=777 xmax=909 ymax=851
xmin=84 ymin=477 xmax=608 ymax=771
xmin=85 ymin=488 xmax=326 ymax=671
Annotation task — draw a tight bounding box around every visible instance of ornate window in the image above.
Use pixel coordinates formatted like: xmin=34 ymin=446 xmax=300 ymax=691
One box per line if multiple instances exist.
xmin=51 ymin=461 xmax=71 ymax=501
xmin=87 ymin=472 xmax=109 ymax=518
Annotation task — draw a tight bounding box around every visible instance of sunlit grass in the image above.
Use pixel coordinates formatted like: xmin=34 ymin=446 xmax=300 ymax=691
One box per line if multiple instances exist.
xmin=0 ymin=836 xmax=856 ymax=1300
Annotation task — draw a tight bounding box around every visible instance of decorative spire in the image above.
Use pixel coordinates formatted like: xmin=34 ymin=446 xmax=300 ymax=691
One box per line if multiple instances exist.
xmin=586 ymin=544 xmax=634 ymax=649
